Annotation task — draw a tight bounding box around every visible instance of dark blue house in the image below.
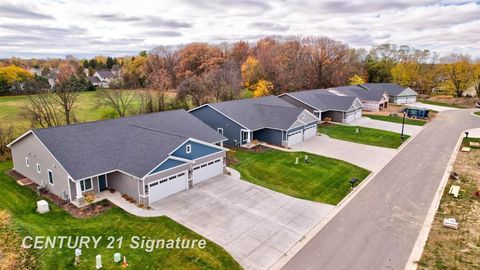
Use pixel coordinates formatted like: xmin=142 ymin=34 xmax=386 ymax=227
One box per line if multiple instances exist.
xmin=189 ymin=96 xmax=319 ymax=147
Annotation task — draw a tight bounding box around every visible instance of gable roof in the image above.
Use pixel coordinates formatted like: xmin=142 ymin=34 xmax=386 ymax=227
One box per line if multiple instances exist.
xmin=321 ymin=85 xmax=387 ymax=102
xmin=196 ymin=96 xmax=313 ymax=131
xmin=282 ymin=90 xmax=363 ymax=112
xmin=96 ymin=70 xmax=115 ymax=79
xmin=360 ymin=83 xmax=418 ymax=97
xmin=13 ymin=110 xmax=226 ymax=180
xmin=89 ymin=76 xmax=101 ymax=83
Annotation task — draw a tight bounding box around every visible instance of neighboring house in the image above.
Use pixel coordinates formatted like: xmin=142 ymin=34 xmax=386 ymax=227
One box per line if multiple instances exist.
xmin=8 ymin=110 xmax=227 ymax=207
xmin=360 ymin=83 xmax=418 ymax=104
xmin=279 ymin=90 xmax=363 ymax=123
xmin=322 ymin=85 xmax=389 ymax=111
xmin=89 ymin=70 xmax=115 ymax=88
xmin=189 ymin=96 xmax=319 ymax=148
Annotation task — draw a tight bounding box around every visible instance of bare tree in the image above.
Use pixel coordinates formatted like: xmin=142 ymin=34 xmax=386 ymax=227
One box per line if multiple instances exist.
xmin=97 ymin=89 xmax=136 ymax=117
xmin=176 ymin=76 xmax=206 ymax=108
xmin=23 ymin=90 xmax=64 ymax=128
xmin=0 ymin=125 xmax=16 ymax=158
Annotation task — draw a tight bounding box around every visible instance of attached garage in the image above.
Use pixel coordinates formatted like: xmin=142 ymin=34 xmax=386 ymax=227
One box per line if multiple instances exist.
xmin=303 ymin=125 xmax=317 ymax=140
xmin=345 ymin=111 xmax=355 ymax=123
xmin=193 ymin=158 xmax=223 ymax=184
xmin=396 ymin=97 xmax=407 ymax=104
xmin=406 ymin=96 xmax=417 ymax=103
xmin=148 ymin=171 xmax=188 ymax=204
xmin=287 ymin=130 xmax=303 ymax=147
xmin=354 ymin=109 xmax=362 ymax=119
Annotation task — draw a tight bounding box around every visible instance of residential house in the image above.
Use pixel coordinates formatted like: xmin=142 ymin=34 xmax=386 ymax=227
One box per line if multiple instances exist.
xmin=89 ymin=69 xmax=116 ymax=88
xmin=189 ymin=96 xmax=319 ymax=148
xmin=360 ymin=83 xmax=418 ymax=104
xmin=279 ymin=90 xmax=363 ymax=123
xmin=8 ymin=110 xmax=227 ymax=207
xmin=322 ymin=85 xmax=389 ymax=111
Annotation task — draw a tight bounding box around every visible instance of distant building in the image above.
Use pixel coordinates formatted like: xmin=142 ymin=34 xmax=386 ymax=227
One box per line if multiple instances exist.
xmin=88 ymin=69 xmax=116 ymax=88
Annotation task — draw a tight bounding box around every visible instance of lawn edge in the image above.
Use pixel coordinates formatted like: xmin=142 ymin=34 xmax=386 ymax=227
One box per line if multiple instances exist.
xmin=404 ymin=129 xmax=465 ymax=270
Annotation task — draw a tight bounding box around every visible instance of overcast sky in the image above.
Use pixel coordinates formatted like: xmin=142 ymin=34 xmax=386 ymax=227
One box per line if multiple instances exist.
xmin=0 ymin=0 xmax=479 ymax=59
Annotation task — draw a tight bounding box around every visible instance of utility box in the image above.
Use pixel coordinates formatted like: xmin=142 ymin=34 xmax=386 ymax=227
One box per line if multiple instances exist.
xmin=405 ymin=107 xmax=429 ymax=119
xmin=36 ymin=200 xmax=49 ymax=213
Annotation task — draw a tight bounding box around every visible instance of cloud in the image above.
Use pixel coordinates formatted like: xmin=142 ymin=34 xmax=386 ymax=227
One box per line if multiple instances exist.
xmin=144 ymin=30 xmax=183 ymax=37
xmin=250 ymin=22 xmax=290 ymax=32
xmin=92 ymin=13 xmax=142 ymax=22
xmin=137 ymin=16 xmax=192 ymax=28
xmin=0 ymin=2 xmax=53 ymax=19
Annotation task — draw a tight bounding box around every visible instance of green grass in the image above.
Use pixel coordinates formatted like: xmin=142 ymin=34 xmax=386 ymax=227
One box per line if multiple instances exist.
xmin=475 ymin=111 xmax=480 ymax=116
xmin=0 ymin=161 xmax=241 ymax=270
xmin=229 ymin=148 xmax=371 ymax=205
xmin=363 ymin=114 xmax=427 ymax=126
xmin=418 ymin=99 xmax=466 ymax=108
xmin=318 ymin=124 xmax=409 ymax=149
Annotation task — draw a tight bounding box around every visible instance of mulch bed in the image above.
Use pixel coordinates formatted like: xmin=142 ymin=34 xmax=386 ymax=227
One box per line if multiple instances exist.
xmin=226 ymin=145 xmax=270 ymax=166
xmin=6 ymin=169 xmax=113 ymax=218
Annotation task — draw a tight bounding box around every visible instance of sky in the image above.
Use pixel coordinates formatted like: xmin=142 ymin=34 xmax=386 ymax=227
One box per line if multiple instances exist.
xmin=0 ymin=0 xmax=479 ymax=59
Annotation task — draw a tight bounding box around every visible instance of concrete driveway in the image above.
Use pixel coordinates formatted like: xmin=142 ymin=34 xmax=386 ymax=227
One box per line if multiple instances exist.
xmin=291 ymin=135 xmax=396 ymax=172
xmin=150 ymin=172 xmax=334 ymax=270
xmin=350 ymin=117 xmax=423 ymax=136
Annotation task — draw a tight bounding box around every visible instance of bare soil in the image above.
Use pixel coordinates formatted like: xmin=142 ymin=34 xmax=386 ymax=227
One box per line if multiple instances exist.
xmin=418 ymin=139 xmax=480 ymax=269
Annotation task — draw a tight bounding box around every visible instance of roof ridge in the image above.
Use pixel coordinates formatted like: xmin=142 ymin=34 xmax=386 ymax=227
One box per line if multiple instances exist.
xmin=131 ymin=124 xmax=189 ymax=139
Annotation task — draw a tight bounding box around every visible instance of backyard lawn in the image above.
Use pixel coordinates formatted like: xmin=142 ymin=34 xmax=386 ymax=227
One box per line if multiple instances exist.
xmin=318 ymin=124 xmax=409 ymax=149
xmin=363 ymin=114 xmax=427 ymax=126
xmin=229 ymin=147 xmax=371 ymax=205
xmin=0 ymin=161 xmax=241 ymax=270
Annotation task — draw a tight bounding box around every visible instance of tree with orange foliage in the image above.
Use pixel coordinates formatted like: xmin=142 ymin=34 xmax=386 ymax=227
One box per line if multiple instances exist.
xmin=252 ymin=79 xmax=273 ymax=97
xmin=175 ymin=43 xmax=224 ymax=80
xmin=241 ymin=56 xmax=263 ymax=89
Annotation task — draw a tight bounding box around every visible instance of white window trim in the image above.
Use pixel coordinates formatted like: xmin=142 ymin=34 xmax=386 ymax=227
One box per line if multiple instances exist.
xmin=217 ymin=128 xmax=224 ymax=135
xmin=186 ymin=144 xmax=192 ymax=154
xmin=80 ymin=178 xmax=93 ymax=192
xmin=47 ymin=170 xmax=54 ymax=186
xmin=36 ymin=163 xmax=41 ymax=174
xmin=25 ymin=157 xmax=29 ymax=167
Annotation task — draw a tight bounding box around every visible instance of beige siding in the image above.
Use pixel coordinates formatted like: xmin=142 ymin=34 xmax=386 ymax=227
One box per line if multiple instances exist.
xmin=10 ymin=133 xmax=72 ymax=201
xmin=108 ymin=171 xmax=139 ymax=202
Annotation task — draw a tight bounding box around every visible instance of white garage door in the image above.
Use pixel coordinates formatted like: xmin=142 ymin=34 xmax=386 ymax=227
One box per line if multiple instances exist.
xmin=287 ymin=130 xmax=303 ymax=147
xmin=303 ymin=125 xmax=317 ymax=140
xmin=354 ymin=109 xmax=362 ymax=119
xmin=396 ymin=97 xmax=407 ymax=104
xmin=345 ymin=112 xmax=355 ymax=123
xmin=406 ymin=96 xmax=417 ymax=103
xmin=149 ymin=171 xmax=188 ymax=204
xmin=193 ymin=158 xmax=223 ymax=184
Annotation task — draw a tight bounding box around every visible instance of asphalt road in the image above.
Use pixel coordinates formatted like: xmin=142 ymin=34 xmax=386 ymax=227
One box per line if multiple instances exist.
xmin=283 ymin=109 xmax=480 ymax=270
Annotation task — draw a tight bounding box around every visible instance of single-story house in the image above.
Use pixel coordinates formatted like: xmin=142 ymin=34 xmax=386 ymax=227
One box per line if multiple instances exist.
xmin=360 ymin=83 xmax=418 ymax=104
xmin=189 ymin=96 xmax=319 ymax=148
xmin=8 ymin=110 xmax=228 ymax=207
xmin=279 ymin=90 xmax=363 ymax=123
xmin=323 ymin=85 xmax=389 ymax=111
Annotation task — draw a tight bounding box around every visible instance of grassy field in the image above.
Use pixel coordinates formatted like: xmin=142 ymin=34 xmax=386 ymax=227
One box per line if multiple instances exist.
xmin=318 ymin=124 xmax=409 ymax=149
xmin=363 ymin=114 xmax=427 ymax=126
xmin=0 ymin=161 xmax=241 ymax=270
xmin=418 ymin=138 xmax=480 ymax=269
xmin=228 ymin=147 xmax=371 ymax=205
xmin=418 ymin=99 xmax=467 ymax=108
xmin=475 ymin=111 xmax=480 ymax=116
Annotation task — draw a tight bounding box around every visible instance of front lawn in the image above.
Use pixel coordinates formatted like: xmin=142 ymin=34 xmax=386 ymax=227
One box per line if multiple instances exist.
xmin=0 ymin=161 xmax=241 ymax=270
xmin=363 ymin=114 xmax=427 ymax=126
xmin=229 ymin=148 xmax=371 ymax=205
xmin=318 ymin=124 xmax=409 ymax=149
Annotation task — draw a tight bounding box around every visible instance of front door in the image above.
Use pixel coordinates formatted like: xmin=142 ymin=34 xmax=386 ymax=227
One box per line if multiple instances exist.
xmin=98 ymin=175 xmax=107 ymax=191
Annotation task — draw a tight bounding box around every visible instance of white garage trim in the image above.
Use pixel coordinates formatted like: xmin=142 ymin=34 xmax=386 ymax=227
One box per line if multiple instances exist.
xmin=148 ymin=170 xmax=188 ymax=204
xmin=192 ymin=158 xmax=223 ymax=184
xmin=303 ymin=125 xmax=317 ymax=140
xmin=287 ymin=130 xmax=303 ymax=147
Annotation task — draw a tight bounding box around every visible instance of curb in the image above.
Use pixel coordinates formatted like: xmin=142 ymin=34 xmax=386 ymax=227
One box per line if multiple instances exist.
xmin=270 ymin=117 xmax=427 ymax=270
xmin=405 ymin=130 xmax=466 ymax=270
xmin=471 ymin=111 xmax=480 ymax=118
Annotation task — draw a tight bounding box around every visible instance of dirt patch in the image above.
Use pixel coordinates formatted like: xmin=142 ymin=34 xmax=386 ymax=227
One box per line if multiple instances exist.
xmin=226 ymin=146 xmax=270 ymax=166
xmin=418 ymin=140 xmax=480 ymax=269
xmin=422 ymin=96 xmax=477 ymax=108
xmin=6 ymin=169 xmax=113 ymax=218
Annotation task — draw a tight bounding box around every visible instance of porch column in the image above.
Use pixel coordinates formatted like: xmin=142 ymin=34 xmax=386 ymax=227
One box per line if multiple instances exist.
xmin=75 ymin=180 xmax=83 ymax=199
xmin=247 ymin=132 xmax=251 ymax=143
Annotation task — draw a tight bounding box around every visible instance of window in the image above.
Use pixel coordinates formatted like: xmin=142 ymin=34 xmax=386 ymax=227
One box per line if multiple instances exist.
xmin=36 ymin=163 xmax=41 ymax=173
xmin=217 ymin=128 xmax=223 ymax=135
xmin=186 ymin=144 xmax=192 ymax=154
xmin=25 ymin=157 xmax=29 ymax=167
xmin=47 ymin=170 xmax=54 ymax=185
xmin=80 ymin=178 xmax=93 ymax=192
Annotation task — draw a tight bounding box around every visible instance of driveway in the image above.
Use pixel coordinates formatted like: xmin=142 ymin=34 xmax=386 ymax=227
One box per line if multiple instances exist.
xmin=350 ymin=117 xmax=423 ymax=136
xmin=283 ymin=109 xmax=480 ymax=270
xmin=291 ymin=135 xmax=396 ymax=172
xmin=150 ymin=172 xmax=334 ymax=270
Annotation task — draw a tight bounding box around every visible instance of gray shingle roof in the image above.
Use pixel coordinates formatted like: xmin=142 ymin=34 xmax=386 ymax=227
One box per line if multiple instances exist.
xmin=89 ymin=76 xmax=101 ymax=83
xmin=96 ymin=70 xmax=115 ymax=79
xmin=360 ymin=83 xmax=418 ymax=97
xmin=285 ymin=90 xmax=362 ymax=112
xmin=321 ymin=85 xmax=386 ymax=101
xmin=32 ymin=110 xmax=226 ymax=180
xmin=208 ymin=96 xmax=307 ymax=130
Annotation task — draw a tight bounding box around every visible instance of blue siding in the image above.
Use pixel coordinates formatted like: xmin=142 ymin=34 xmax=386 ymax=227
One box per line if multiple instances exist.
xmin=253 ymin=128 xmax=283 ymax=145
xmin=172 ymin=140 xmax=222 ymax=160
xmin=149 ymin=159 xmax=186 ymax=175
xmin=190 ymin=106 xmax=244 ymax=146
